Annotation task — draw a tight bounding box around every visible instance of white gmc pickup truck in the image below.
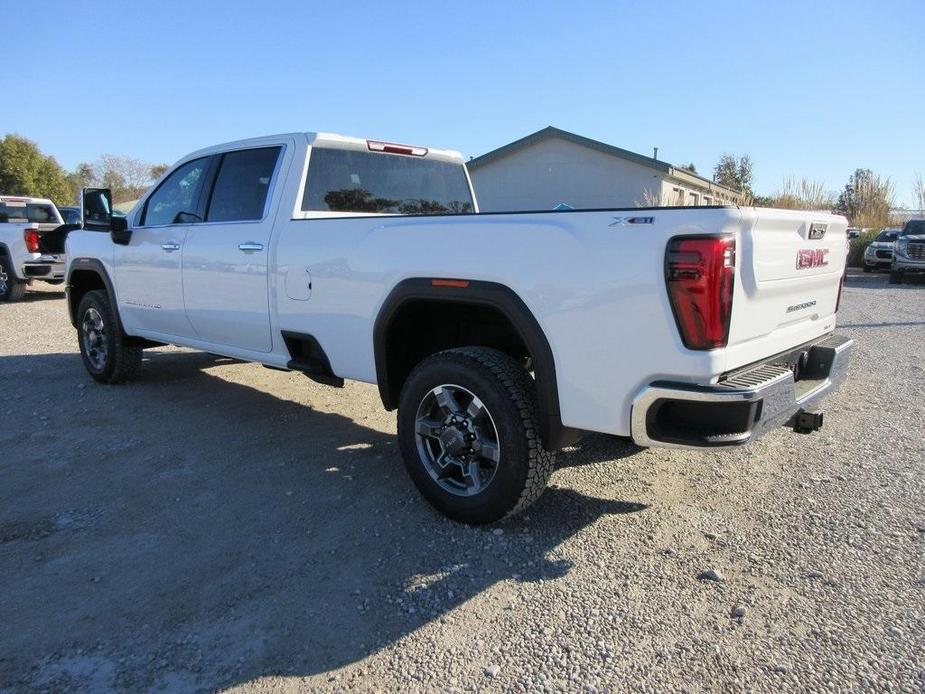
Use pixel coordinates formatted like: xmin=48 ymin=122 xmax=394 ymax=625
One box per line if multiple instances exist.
xmin=0 ymin=195 xmax=67 ymax=301
xmin=64 ymin=132 xmax=853 ymax=524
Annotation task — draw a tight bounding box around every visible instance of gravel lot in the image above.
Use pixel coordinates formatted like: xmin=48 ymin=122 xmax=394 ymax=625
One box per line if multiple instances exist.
xmin=1 ymin=270 xmax=923 ymax=693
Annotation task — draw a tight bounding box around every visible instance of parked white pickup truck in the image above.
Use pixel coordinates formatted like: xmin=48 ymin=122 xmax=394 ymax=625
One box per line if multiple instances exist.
xmin=0 ymin=196 xmax=67 ymax=301
xmin=64 ymin=132 xmax=853 ymax=524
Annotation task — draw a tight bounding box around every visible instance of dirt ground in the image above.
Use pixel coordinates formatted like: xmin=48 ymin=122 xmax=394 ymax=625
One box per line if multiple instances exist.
xmin=1 ymin=271 xmax=923 ymax=692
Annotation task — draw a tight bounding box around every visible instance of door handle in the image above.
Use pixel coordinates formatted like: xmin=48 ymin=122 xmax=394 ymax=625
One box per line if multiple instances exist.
xmin=238 ymin=242 xmax=264 ymax=252
xmin=161 ymin=242 xmax=180 ymax=252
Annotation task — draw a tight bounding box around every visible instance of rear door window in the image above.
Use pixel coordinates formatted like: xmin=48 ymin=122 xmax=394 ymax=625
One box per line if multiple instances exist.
xmin=0 ymin=203 xmax=58 ymax=223
xmin=302 ymin=147 xmax=474 ymax=215
xmin=206 ymin=147 xmax=282 ymax=222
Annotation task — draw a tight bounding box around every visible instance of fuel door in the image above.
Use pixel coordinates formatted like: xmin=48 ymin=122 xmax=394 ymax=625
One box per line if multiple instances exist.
xmin=284 ymin=266 xmax=312 ymax=301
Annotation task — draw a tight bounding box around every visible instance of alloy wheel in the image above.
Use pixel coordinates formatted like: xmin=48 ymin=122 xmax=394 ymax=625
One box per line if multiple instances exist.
xmin=414 ymin=384 xmax=501 ymax=496
xmin=81 ymin=307 xmax=108 ymax=370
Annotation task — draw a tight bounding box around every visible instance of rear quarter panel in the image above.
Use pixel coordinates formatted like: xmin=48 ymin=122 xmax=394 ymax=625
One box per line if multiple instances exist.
xmin=275 ymin=207 xmax=743 ymax=436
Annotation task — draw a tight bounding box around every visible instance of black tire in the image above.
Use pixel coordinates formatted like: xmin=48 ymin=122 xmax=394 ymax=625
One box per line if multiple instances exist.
xmin=76 ymin=289 xmax=143 ymax=383
xmin=0 ymin=255 xmax=27 ymax=302
xmin=863 ymin=264 xmax=872 ymax=273
xmin=397 ymin=347 xmax=555 ymax=525
xmin=888 ymin=270 xmax=904 ymax=285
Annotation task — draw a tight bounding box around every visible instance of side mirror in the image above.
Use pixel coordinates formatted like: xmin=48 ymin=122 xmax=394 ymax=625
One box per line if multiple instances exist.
xmin=81 ymin=187 xmax=114 ymax=231
xmin=111 ymin=215 xmax=132 ymax=245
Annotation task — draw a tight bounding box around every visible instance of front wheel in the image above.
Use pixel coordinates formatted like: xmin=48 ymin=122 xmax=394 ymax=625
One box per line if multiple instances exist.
xmin=0 ymin=255 xmax=27 ymax=302
xmin=397 ymin=347 xmax=555 ymax=525
xmin=76 ymin=289 xmax=143 ymax=383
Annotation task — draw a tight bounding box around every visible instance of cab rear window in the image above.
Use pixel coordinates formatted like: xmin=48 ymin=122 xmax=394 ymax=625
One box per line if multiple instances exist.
xmin=302 ymin=147 xmax=474 ymax=215
xmin=0 ymin=203 xmax=58 ymax=223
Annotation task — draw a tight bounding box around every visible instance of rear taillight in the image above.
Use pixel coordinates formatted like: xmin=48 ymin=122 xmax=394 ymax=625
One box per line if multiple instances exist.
xmin=665 ymin=236 xmax=735 ymax=350
xmin=24 ymin=228 xmax=40 ymax=253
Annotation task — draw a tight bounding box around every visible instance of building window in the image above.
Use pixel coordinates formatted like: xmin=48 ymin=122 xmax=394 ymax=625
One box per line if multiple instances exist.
xmin=688 ymin=192 xmax=699 ymax=206
xmin=703 ymin=196 xmax=712 ymax=205
xmin=674 ymin=188 xmax=684 ymax=206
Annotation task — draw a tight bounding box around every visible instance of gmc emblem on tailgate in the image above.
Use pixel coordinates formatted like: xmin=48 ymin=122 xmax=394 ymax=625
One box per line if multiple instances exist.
xmin=796 ymin=248 xmax=829 ymax=270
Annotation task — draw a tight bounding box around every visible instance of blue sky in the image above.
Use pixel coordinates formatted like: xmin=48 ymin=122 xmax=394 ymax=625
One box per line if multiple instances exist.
xmin=4 ymin=0 xmax=923 ymax=205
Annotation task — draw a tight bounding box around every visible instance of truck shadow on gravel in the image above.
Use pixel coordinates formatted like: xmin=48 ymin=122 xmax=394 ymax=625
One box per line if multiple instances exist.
xmin=12 ymin=288 xmax=67 ymax=303
xmin=0 ymin=350 xmax=647 ymax=692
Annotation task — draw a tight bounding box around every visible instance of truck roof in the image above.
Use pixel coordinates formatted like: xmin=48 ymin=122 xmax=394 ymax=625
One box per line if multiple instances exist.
xmin=0 ymin=195 xmax=56 ymax=206
xmin=180 ymin=132 xmax=466 ymax=166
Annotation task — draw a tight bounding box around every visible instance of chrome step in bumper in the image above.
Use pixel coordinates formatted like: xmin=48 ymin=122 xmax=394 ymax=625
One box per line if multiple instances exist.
xmin=631 ymin=334 xmax=854 ymax=449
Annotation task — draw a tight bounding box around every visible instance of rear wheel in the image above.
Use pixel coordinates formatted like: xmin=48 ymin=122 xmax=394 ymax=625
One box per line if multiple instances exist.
xmin=0 ymin=255 xmax=27 ymax=302
xmin=397 ymin=347 xmax=555 ymax=525
xmin=889 ymin=269 xmax=904 ymax=284
xmin=77 ymin=290 xmax=143 ymax=383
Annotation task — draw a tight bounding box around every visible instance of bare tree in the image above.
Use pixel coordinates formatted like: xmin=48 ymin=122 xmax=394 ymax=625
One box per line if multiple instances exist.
xmin=914 ymin=172 xmax=925 ymax=215
xmin=68 ymin=155 xmax=161 ymax=205
xmin=150 ymin=163 xmax=170 ymax=181
xmin=96 ymin=155 xmax=156 ymax=203
xmin=637 ymin=188 xmax=674 ymax=207
xmin=771 ymin=177 xmax=835 ymax=211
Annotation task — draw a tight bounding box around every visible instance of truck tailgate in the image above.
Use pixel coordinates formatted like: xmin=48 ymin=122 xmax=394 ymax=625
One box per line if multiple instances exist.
xmin=725 ymin=209 xmax=847 ymax=372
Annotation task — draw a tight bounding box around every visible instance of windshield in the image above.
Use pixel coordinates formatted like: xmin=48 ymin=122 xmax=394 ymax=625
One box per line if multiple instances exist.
xmin=302 ymin=147 xmax=474 ymax=215
xmin=874 ymin=230 xmax=899 ymax=242
xmin=901 ymin=220 xmax=925 ymax=236
xmin=0 ymin=202 xmax=59 ymax=223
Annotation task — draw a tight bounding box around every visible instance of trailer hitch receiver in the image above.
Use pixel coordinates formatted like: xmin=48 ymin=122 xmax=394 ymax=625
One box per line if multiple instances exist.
xmin=793 ymin=410 xmax=824 ymax=434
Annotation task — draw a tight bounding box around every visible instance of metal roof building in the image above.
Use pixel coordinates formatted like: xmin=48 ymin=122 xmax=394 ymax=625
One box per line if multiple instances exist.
xmin=467 ymin=126 xmax=741 ymax=212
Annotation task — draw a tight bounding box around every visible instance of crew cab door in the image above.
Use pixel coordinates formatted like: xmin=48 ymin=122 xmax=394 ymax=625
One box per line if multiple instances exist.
xmin=114 ymin=157 xmax=212 ymax=338
xmin=180 ymin=146 xmax=283 ymax=353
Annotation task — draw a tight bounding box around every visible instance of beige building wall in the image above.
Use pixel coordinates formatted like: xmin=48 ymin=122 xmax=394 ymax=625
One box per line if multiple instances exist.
xmin=657 ymin=177 xmax=740 ymax=206
xmin=469 ymin=138 xmax=667 ymax=212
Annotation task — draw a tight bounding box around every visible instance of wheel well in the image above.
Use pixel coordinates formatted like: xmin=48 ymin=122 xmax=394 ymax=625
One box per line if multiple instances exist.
xmin=382 ymin=299 xmax=529 ymax=405
xmin=373 ymin=279 xmax=574 ymax=449
xmin=68 ymin=269 xmax=106 ymax=325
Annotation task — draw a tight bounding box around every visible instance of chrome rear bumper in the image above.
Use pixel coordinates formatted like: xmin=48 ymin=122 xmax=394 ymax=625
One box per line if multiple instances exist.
xmin=631 ymin=334 xmax=853 ymax=449
xmin=22 ymin=255 xmax=65 ymax=280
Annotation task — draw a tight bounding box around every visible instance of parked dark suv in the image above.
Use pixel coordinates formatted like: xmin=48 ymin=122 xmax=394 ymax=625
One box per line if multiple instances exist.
xmin=889 ymin=220 xmax=925 ymax=284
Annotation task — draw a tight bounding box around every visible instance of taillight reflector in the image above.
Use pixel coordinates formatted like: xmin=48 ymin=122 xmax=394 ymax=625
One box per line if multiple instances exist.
xmin=665 ymin=236 xmax=735 ymax=350
xmin=367 ymin=140 xmax=428 ymax=156
xmin=24 ymin=227 xmax=40 ymax=253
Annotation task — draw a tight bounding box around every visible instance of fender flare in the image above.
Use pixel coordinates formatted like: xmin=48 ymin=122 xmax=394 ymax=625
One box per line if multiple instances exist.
xmin=373 ymin=278 xmax=576 ymax=450
xmin=66 ymin=257 xmax=120 ymax=329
